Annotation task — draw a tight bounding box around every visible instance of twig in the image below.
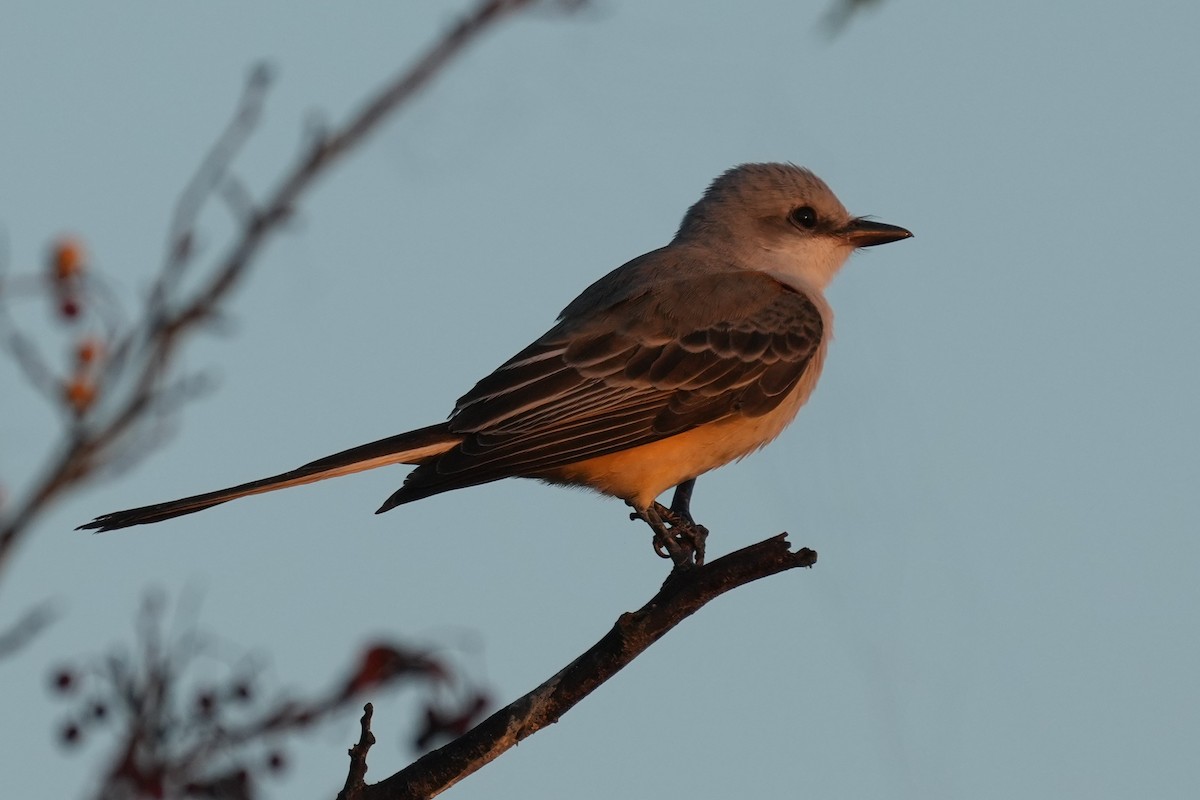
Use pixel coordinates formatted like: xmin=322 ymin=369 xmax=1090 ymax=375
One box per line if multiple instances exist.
xmin=0 ymin=0 xmax=551 ymax=582
xmin=360 ymin=535 xmax=817 ymax=800
xmin=822 ymin=0 xmax=885 ymax=36
xmin=51 ymin=596 xmax=457 ymax=798
xmin=337 ymin=704 xmax=378 ymax=800
xmin=157 ymin=63 xmax=272 ymax=300
xmin=0 ymin=600 xmax=60 ymax=659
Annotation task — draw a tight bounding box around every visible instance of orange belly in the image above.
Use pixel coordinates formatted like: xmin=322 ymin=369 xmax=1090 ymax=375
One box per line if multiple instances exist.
xmin=535 ymin=354 xmax=822 ymax=509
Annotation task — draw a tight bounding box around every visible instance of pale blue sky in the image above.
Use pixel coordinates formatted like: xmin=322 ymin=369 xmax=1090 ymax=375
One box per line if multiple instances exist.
xmin=3 ymin=2 xmax=1199 ymax=798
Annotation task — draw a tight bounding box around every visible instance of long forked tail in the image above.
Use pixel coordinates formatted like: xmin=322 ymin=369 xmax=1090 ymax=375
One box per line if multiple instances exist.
xmin=77 ymin=423 xmax=459 ymax=532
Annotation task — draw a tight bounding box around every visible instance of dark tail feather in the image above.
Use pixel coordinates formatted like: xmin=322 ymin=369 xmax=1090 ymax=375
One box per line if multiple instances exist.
xmin=374 ymin=460 xmax=507 ymax=515
xmin=78 ymin=423 xmax=458 ymax=532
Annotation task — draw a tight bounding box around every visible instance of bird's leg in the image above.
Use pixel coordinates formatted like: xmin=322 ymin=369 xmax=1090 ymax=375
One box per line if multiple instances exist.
xmin=652 ymin=501 xmax=708 ymax=567
xmin=669 ymin=478 xmax=698 ymax=525
xmin=663 ymin=479 xmax=710 ymax=565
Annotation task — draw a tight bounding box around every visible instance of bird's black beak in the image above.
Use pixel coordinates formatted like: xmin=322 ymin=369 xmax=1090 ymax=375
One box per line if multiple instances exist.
xmin=843 ymin=218 xmax=913 ymax=248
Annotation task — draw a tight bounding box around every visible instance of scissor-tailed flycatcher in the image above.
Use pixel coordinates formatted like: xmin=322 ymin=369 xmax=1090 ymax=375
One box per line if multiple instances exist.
xmin=80 ymin=163 xmax=910 ymax=565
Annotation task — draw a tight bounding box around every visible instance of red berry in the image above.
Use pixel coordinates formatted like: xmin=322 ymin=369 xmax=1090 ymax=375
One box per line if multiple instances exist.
xmin=266 ymin=751 xmax=287 ymax=773
xmin=51 ymin=237 xmax=86 ymax=281
xmin=77 ymin=338 xmax=102 ymax=365
xmin=60 ymin=723 xmax=82 ymax=746
xmin=196 ymin=690 xmax=217 ymax=716
xmin=64 ymin=378 xmax=95 ymax=414
xmin=50 ymin=668 xmax=76 ymax=694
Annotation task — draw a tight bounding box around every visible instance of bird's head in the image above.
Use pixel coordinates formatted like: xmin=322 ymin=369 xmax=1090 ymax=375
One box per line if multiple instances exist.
xmin=674 ymin=162 xmax=912 ymax=290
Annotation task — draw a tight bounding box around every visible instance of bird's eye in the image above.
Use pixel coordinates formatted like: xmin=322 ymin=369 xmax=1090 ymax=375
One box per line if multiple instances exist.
xmin=788 ymin=206 xmax=818 ymax=230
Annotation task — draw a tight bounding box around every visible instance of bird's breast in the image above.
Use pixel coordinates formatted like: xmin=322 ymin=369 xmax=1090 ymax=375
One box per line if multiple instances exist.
xmin=536 ymin=339 xmax=828 ymax=509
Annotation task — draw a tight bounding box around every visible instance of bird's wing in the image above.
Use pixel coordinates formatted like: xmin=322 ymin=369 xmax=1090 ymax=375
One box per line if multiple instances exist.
xmin=382 ymin=269 xmax=823 ymax=505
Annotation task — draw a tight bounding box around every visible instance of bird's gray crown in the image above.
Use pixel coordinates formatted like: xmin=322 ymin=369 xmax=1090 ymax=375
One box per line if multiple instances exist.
xmin=674 ymin=162 xmax=850 ymax=242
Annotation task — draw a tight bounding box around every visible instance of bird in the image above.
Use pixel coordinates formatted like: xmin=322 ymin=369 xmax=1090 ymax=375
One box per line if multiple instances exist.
xmin=79 ymin=163 xmax=911 ymax=566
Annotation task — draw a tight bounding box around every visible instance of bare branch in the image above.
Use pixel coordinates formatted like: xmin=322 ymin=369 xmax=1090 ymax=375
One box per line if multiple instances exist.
xmin=337 ymin=704 xmax=378 ymax=800
xmin=822 ymin=0 xmax=887 ymax=37
xmin=0 ymin=0 xmax=555 ymax=582
xmin=0 ymin=600 xmax=59 ymax=659
xmin=157 ymin=62 xmax=272 ymax=302
xmin=360 ymin=535 xmax=817 ymax=800
xmin=48 ymin=595 xmax=463 ymax=799
xmin=0 ymin=323 xmax=58 ymax=399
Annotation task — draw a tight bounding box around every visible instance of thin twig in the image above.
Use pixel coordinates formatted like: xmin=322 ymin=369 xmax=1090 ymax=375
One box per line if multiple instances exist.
xmin=0 ymin=0 xmax=550 ymax=581
xmin=0 ymin=600 xmax=60 ymax=659
xmin=338 ymin=704 xmax=378 ymax=800
xmin=362 ymin=535 xmax=817 ymax=800
xmin=1 ymin=325 xmax=58 ymax=399
xmin=157 ymin=63 xmax=272 ymax=301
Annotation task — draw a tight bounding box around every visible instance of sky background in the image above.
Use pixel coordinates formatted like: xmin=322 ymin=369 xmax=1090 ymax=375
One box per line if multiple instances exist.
xmin=3 ymin=1 xmax=1199 ymax=798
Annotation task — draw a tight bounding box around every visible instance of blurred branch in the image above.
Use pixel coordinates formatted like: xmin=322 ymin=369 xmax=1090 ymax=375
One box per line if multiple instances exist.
xmin=0 ymin=0 xmax=557 ymax=583
xmin=353 ymin=535 xmax=817 ymax=800
xmin=822 ymin=0 xmax=887 ymax=36
xmin=0 ymin=600 xmax=59 ymax=659
xmin=48 ymin=594 xmax=471 ymax=800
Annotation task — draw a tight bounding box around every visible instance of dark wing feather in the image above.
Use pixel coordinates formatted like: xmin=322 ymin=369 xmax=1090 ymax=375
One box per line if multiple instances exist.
xmin=381 ymin=270 xmax=823 ymax=507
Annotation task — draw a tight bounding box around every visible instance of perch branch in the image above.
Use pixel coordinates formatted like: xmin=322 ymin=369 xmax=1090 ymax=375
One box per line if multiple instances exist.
xmin=358 ymin=534 xmax=817 ymax=800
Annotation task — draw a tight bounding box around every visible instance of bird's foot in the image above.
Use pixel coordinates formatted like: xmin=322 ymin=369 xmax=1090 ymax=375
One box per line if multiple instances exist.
xmin=629 ymin=502 xmax=708 ymax=568
xmin=655 ymin=502 xmax=709 ymax=566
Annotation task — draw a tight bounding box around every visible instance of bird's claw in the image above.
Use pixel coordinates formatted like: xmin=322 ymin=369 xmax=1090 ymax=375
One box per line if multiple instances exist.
xmin=631 ymin=502 xmax=708 ymax=568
